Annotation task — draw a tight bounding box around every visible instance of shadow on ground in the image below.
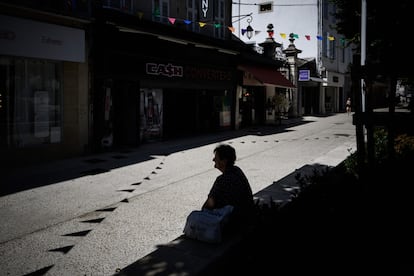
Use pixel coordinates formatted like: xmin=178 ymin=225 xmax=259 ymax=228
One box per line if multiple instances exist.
xmin=2 ymin=117 xmax=312 ymax=196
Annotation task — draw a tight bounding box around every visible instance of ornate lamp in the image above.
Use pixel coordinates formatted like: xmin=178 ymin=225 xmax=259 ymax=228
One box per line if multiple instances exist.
xmin=246 ymin=16 xmax=254 ymax=40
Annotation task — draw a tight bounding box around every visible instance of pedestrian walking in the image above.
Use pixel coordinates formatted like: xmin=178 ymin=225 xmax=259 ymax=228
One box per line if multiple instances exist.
xmin=346 ymin=97 xmax=351 ymax=115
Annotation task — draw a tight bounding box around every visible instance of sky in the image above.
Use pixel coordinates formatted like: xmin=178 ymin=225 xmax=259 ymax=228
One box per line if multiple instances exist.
xmin=231 ymin=0 xmax=320 ymax=58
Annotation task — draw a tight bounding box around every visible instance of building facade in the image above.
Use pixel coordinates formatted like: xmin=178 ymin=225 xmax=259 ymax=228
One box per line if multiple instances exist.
xmin=232 ymin=0 xmax=353 ymax=116
xmin=0 ymin=0 xmax=91 ymax=166
xmin=1 ymin=0 xmax=294 ymax=166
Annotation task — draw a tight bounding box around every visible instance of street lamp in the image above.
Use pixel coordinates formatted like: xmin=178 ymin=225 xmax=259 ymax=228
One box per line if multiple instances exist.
xmin=246 ymin=16 xmax=254 ymax=40
xmin=232 ymin=12 xmax=254 ymax=40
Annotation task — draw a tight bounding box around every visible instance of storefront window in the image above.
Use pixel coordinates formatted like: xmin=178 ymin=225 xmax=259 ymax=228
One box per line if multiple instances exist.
xmin=140 ymin=88 xmax=163 ymax=142
xmin=219 ymin=94 xmax=231 ymax=127
xmin=0 ymin=57 xmax=62 ymax=147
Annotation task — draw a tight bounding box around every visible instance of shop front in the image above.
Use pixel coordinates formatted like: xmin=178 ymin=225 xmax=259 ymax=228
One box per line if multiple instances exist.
xmin=238 ymin=64 xmax=295 ymax=127
xmin=92 ymin=25 xmax=239 ymax=149
xmin=0 ymin=15 xmax=88 ymax=165
xmin=140 ymin=60 xmax=237 ymax=141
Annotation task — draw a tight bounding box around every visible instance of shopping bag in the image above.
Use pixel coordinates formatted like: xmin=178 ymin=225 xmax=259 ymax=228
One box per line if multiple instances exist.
xmin=183 ymin=205 xmax=234 ymax=243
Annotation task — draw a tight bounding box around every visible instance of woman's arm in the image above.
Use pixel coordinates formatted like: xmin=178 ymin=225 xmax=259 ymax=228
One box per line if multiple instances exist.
xmin=202 ymin=196 xmax=215 ymax=209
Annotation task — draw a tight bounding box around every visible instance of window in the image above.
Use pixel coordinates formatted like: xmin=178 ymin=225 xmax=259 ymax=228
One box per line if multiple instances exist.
xmin=323 ymin=32 xmax=336 ymax=60
xmin=187 ymin=0 xmax=199 ymax=32
xmin=0 ymin=57 xmax=63 ymax=147
xmin=153 ymin=0 xmax=170 ymax=23
xmin=328 ymin=36 xmax=336 ymax=60
xmin=323 ymin=1 xmax=329 ymax=19
xmin=102 ymin=0 xmax=133 ymax=13
xmin=214 ymin=0 xmax=225 ymax=38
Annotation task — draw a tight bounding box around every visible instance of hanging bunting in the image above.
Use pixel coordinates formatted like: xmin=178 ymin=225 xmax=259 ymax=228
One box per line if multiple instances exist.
xmin=137 ymin=11 xmax=339 ymax=42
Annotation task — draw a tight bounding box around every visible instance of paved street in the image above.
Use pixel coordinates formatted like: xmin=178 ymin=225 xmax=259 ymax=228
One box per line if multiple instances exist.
xmin=0 ymin=113 xmax=356 ymax=276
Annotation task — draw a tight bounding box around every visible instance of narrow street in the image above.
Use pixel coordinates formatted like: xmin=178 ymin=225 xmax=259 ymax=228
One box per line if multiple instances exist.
xmin=0 ymin=113 xmax=356 ymax=276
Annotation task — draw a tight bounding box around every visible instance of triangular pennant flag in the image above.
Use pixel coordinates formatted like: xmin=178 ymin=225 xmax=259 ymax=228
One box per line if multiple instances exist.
xmin=199 ymin=22 xmax=206 ymax=27
xmin=137 ymin=12 xmax=144 ymax=20
xmin=168 ymin=17 xmax=176 ymax=24
xmin=317 ymin=35 xmax=323 ymax=40
xmin=184 ymin=20 xmax=191 ymax=25
xmin=305 ymin=35 xmax=311 ymax=40
xmin=228 ymin=26 xmax=235 ymax=32
xmin=241 ymin=29 xmax=247 ymax=35
xmin=328 ymin=36 xmax=335 ymax=41
xmin=293 ymin=33 xmax=299 ymax=39
xmin=280 ymin=33 xmax=287 ymax=39
xmin=153 ymin=8 xmax=160 ymax=16
xmin=214 ymin=23 xmax=221 ymax=28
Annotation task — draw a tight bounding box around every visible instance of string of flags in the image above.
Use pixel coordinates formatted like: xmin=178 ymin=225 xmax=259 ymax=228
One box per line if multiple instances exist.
xmin=142 ymin=10 xmax=345 ymax=43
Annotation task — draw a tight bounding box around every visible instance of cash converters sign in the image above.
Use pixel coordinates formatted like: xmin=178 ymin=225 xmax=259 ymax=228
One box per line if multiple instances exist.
xmin=146 ymin=63 xmax=232 ymax=81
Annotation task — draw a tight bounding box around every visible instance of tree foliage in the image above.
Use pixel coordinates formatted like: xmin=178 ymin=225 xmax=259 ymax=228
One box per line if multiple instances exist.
xmin=330 ymin=0 xmax=414 ymax=78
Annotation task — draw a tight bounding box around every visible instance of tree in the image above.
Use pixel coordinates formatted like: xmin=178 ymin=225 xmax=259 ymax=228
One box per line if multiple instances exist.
xmin=331 ymin=0 xmax=414 ymax=78
xmin=331 ymin=0 xmax=414 ymax=168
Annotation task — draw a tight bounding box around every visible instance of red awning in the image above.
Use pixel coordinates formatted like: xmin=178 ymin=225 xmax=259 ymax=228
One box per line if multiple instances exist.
xmin=239 ymin=64 xmax=295 ymax=88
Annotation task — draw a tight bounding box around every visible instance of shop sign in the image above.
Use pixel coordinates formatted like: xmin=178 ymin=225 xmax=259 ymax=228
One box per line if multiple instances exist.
xmin=298 ymin=70 xmax=310 ymax=81
xmin=199 ymin=0 xmax=213 ymax=22
xmin=146 ymin=63 xmax=183 ymax=77
xmin=0 ymin=15 xmax=85 ymax=62
xmin=185 ymin=65 xmax=232 ymax=81
xmin=145 ymin=62 xmax=232 ymax=82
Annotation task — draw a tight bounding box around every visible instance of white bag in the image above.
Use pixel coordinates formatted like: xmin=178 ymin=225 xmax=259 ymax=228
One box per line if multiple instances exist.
xmin=183 ymin=205 xmax=234 ymax=243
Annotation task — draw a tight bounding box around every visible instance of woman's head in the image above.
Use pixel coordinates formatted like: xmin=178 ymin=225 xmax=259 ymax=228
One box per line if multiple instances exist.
xmin=213 ymin=144 xmax=236 ymax=171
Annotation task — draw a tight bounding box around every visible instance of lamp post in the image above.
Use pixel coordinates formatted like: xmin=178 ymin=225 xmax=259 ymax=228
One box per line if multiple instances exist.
xmin=283 ymin=33 xmax=302 ymax=117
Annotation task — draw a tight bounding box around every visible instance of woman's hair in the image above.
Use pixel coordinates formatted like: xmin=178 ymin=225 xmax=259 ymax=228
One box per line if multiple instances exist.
xmin=214 ymin=144 xmax=236 ymax=166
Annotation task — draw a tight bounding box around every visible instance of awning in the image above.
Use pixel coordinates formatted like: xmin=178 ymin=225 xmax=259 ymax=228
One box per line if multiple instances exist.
xmin=238 ymin=64 xmax=296 ymax=88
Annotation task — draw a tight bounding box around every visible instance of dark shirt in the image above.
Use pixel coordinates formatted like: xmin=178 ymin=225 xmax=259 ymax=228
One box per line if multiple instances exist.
xmin=208 ymin=165 xmax=255 ymax=226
